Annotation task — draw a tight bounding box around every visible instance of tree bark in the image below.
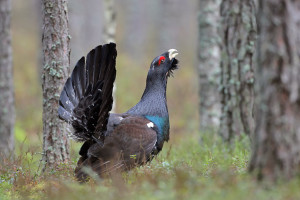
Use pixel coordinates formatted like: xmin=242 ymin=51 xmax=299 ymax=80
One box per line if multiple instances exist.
xmin=121 ymin=0 xmax=147 ymax=62
xmin=0 ymin=0 xmax=15 ymax=159
xmin=69 ymin=0 xmax=104 ymax=68
xmin=41 ymin=0 xmax=70 ymax=169
xmin=219 ymin=0 xmax=256 ymax=141
xmin=103 ymin=0 xmax=116 ymax=44
xmin=198 ymin=0 xmax=222 ymax=131
xmin=249 ymin=0 xmax=300 ymax=181
xmin=103 ymin=0 xmax=117 ymax=112
xmin=155 ymin=0 xmax=181 ymax=53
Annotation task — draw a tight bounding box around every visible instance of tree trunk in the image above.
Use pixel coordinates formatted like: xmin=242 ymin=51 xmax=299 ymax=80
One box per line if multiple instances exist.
xmin=103 ymin=0 xmax=116 ymax=44
xmin=219 ymin=0 xmax=256 ymax=141
xmin=198 ymin=0 xmax=222 ymax=132
xmin=121 ymin=0 xmax=147 ymax=62
xmin=103 ymin=0 xmax=117 ymax=112
xmin=155 ymin=0 xmax=181 ymax=53
xmin=41 ymin=0 xmax=70 ymax=169
xmin=69 ymin=0 xmax=104 ymax=68
xmin=0 ymin=0 xmax=15 ymax=159
xmin=249 ymin=0 xmax=300 ymax=181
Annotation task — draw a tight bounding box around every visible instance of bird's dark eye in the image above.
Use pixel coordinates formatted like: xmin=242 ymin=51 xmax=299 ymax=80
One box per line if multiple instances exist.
xmin=158 ymin=56 xmax=165 ymax=66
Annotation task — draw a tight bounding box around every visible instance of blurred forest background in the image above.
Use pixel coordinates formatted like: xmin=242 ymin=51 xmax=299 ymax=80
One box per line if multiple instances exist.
xmin=12 ymin=0 xmax=198 ymax=146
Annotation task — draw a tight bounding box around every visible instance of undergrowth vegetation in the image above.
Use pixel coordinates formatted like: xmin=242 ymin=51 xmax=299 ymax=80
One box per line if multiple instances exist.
xmin=1 ymin=133 xmax=300 ymax=200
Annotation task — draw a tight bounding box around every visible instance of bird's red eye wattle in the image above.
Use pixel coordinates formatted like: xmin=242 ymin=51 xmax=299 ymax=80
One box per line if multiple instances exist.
xmin=158 ymin=56 xmax=165 ymax=66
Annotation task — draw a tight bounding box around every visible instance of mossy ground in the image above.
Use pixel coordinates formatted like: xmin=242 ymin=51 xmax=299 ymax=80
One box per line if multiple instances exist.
xmin=2 ymin=132 xmax=300 ymax=200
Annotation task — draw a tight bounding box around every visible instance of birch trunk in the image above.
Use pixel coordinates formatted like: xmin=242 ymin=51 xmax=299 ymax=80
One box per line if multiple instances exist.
xmin=103 ymin=0 xmax=116 ymax=112
xmin=103 ymin=0 xmax=116 ymax=44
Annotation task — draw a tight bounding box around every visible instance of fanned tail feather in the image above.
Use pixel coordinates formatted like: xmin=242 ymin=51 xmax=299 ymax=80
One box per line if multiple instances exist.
xmin=58 ymin=43 xmax=117 ymax=142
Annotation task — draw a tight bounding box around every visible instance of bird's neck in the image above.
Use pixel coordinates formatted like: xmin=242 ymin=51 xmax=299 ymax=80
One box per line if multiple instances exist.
xmin=127 ymin=77 xmax=168 ymax=117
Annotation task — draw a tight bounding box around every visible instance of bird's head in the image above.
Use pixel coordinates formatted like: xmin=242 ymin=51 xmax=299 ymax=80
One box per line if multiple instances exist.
xmin=147 ymin=49 xmax=179 ymax=83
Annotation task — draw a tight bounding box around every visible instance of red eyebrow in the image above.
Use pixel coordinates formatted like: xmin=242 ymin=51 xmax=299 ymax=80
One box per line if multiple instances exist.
xmin=158 ymin=56 xmax=165 ymax=66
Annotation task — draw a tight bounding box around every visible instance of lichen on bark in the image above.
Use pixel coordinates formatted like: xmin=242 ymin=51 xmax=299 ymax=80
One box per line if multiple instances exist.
xmin=219 ymin=0 xmax=256 ymax=141
xmin=41 ymin=0 xmax=70 ymax=169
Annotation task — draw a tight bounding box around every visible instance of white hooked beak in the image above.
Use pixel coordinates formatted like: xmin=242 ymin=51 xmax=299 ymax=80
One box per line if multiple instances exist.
xmin=168 ymin=49 xmax=178 ymax=60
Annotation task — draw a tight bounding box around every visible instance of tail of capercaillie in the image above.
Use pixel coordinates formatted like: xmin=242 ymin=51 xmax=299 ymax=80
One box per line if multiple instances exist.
xmin=58 ymin=43 xmax=117 ymax=143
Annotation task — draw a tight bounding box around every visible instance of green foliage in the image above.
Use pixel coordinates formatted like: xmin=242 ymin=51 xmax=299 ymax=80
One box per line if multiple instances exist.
xmin=15 ymin=125 xmax=27 ymax=144
xmin=1 ymin=133 xmax=300 ymax=200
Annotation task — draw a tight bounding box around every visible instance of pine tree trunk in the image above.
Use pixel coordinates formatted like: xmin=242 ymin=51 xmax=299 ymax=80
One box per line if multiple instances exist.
xmin=0 ymin=0 xmax=15 ymax=159
xmin=198 ymin=0 xmax=222 ymax=131
xmin=249 ymin=0 xmax=300 ymax=181
xmin=41 ymin=0 xmax=70 ymax=169
xmin=219 ymin=0 xmax=256 ymax=141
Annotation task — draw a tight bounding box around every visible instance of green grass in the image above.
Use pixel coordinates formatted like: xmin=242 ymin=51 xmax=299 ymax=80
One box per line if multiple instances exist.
xmin=1 ymin=133 xmax=300 ymax=200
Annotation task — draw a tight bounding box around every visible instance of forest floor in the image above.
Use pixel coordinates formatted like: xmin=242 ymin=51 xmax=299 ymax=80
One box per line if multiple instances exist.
xmin=1 ymin=132 xmax=300 ymax=200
